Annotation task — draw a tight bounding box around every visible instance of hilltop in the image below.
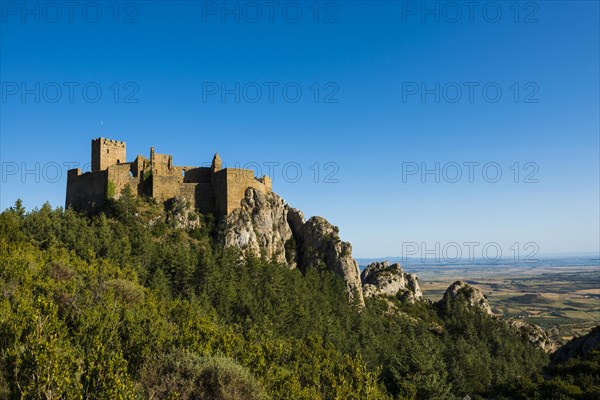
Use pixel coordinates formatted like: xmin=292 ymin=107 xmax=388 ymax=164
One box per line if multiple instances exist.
xmin=0 ymin=141 xmax=597 ymax=398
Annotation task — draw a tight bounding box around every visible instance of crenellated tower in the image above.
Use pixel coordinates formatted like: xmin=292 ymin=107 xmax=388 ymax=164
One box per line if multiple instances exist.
xmin=91 ymin=138 xmax=126 ymax=171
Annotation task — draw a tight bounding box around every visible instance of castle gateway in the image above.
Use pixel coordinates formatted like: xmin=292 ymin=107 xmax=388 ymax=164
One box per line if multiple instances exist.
xmin=66 ymin=138 xmax=272 ymax=215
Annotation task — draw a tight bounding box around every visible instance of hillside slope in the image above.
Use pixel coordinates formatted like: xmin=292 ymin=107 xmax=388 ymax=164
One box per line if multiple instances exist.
xmin=0 ymin=197 xmax=556 ymax=399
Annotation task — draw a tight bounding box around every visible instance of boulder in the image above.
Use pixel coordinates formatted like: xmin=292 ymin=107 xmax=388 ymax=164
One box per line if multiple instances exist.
xmin=507 ymin=319 xmax=558 ymax=353
xmin=360 ymin=261 xmax=423 ymax=303
xmin=440 ymin=280 xmax=494 ymax=316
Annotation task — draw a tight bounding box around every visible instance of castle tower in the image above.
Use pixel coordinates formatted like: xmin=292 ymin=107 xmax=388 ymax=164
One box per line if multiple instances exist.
xmin=212 ymin=153 xmax=222 ymax=172
xmin=92 ymin=138 xmax=126 ymax=171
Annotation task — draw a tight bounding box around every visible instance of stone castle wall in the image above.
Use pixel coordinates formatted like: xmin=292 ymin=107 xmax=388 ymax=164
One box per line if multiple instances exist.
xmin=66 ymin=168 xmax=108 ymax=210
xmin=106 ymin=163 xmax=138 ymax=198
xmin=66 ymin=138 xmax=272 ymax=216
xmin=194 ymin=183 xmax=216 ymax=214
xmin=183 ymin=167 xmax=212 ymax=184
xmin=92 ymin=138 xmax=126 ymax=171
xmin=214 ymin=169 xmax=272 ymax=215
xmin=152 ymin=175 xmax=182 ymax=202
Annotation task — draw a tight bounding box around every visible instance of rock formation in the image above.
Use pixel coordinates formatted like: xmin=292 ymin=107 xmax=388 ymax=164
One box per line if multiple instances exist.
xmin=440 ymin=280 xmax=494 ymax=316
xmin=438 ymin=282 xmax=559 ymax=352
xmin=293 ymin=215 xmax=364 ymax=306
xmin=223 ymin=188 xmax=294 ymax=267
xmin=550 ymin=325 xmax=600 ymax=365
xmin=360 ymin=261 xmax=423 ymax=303
xmin=223 ymin=188 xmax=364 ymax=306
xmin=507 ymin=319 xmax=558 ymax=353
xmin=166 ymin=196 xmax=201 ymax=230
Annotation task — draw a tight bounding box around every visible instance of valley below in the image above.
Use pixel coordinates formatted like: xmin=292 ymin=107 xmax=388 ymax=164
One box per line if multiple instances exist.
xmin=359 ymin=259 xmax=600 ymax=343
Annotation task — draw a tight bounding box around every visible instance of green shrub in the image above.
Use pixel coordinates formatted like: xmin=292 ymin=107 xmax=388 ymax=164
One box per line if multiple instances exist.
xmin=139 ymin=350 xmax=266 ymax=400
xmin=106 ymin=181 xmax=116 ymax=199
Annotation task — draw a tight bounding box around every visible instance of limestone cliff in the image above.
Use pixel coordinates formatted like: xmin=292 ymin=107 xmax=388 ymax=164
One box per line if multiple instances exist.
xmin=360 ymin=261 xmax=423 ymax=303
xmin=223 ymin=188 xmax=364 ymax=306
xmin=507 ymin=319 xmax=558 ymax=353
xmin=439 ymin=280 xmax=494 ymax=316
xmin=223 ymin=188 xmax=294 ymax=267
xmin=291 ymin=215 xmax=364 ymax=306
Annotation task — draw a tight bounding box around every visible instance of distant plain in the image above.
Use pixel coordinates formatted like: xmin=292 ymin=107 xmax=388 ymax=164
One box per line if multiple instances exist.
xmin=358 ymin=258 xmax=600 ymax=342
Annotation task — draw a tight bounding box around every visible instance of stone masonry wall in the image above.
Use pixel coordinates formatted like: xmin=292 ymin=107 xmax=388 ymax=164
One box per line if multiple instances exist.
xmin=152 ymin=152 xmax=173 ymax=174
xmin=66 ymin=168 xmax=107 ymax=210
xmin=194 ymin=183 xmax=216 ymax=214
xmin=106 ymin=163 xmax=138 ymax=199
xmin=218 ymin=169 xmax=272 ymax=215
xmin=184 ymin=167 xmax=212 ymax=184
xmin=67 ymin=138 xmax=273 ymax=216
xmin=92 ymin=138 xmax=126 ymax=172
xmin=152 ymin=175 xmax=183 ymax=202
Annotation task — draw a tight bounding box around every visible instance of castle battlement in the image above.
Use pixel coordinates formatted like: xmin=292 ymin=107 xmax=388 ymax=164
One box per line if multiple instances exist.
xmin=66 ymin=138 xmax=272 ymax=215
xmin=93 ymin=137 xmax=126 ymax=145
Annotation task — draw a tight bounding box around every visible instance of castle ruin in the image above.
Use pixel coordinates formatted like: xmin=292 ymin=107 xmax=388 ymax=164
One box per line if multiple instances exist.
xmin=66 ymin=138 xmax=272 ymax=215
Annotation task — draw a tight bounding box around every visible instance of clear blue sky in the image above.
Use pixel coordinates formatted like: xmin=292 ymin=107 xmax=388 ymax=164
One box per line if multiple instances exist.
xmin=1 ymin=1 xmax=598 ymax=258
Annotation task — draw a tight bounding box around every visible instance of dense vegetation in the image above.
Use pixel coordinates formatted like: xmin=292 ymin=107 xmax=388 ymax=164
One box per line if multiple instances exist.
xmin=497 ymin=350 xmax=600 ymax=399
xmin=0 ymin=195 xmax=557 ymax=399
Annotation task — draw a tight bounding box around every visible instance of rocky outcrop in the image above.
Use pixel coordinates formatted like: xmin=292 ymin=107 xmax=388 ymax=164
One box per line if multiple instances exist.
xmin=223 ymin=188 xmax=364 ymax=306
xmin=439 ymin=282 xmax=558 ymax=352
xmin=223 ymin=189 xmax=295 ymax=267
xmin=166 ymin=196 xmax=201 ymax=230
xmin=440 ymin=281 xmax=494 ymax=316
xmin=550 ymin=325 xmax=600 ymax=365
xmin=507 ymin=319 xmax=558 ymax=353
xmin=360 ymin=261 xmax=423 ymax=303
xmin=293 ymin=216 xmax=364 ymax=306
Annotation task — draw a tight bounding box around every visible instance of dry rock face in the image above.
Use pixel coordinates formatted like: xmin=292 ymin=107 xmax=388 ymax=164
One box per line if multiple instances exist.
xmin=293 ymin=216 xmax=364 ymax=306
xmin=224 ymin=189 xmax=295 ymax=267
xmin=223 ymin=188 xmax=364 ymax=306
xmin=360 ymin=261 xmax=423 ymax=303
xmin=166 ymin=196 xmax=201 ymax=230
xmin=507 ymin=319 xmax=558 ymax=353
xmin=441 ymin=281 xmax=494 ymax=316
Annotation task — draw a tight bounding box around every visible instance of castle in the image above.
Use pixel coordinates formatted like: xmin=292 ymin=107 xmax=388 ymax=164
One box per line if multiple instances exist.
xmin=66 ymin=138 xmax=272 ymax=215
